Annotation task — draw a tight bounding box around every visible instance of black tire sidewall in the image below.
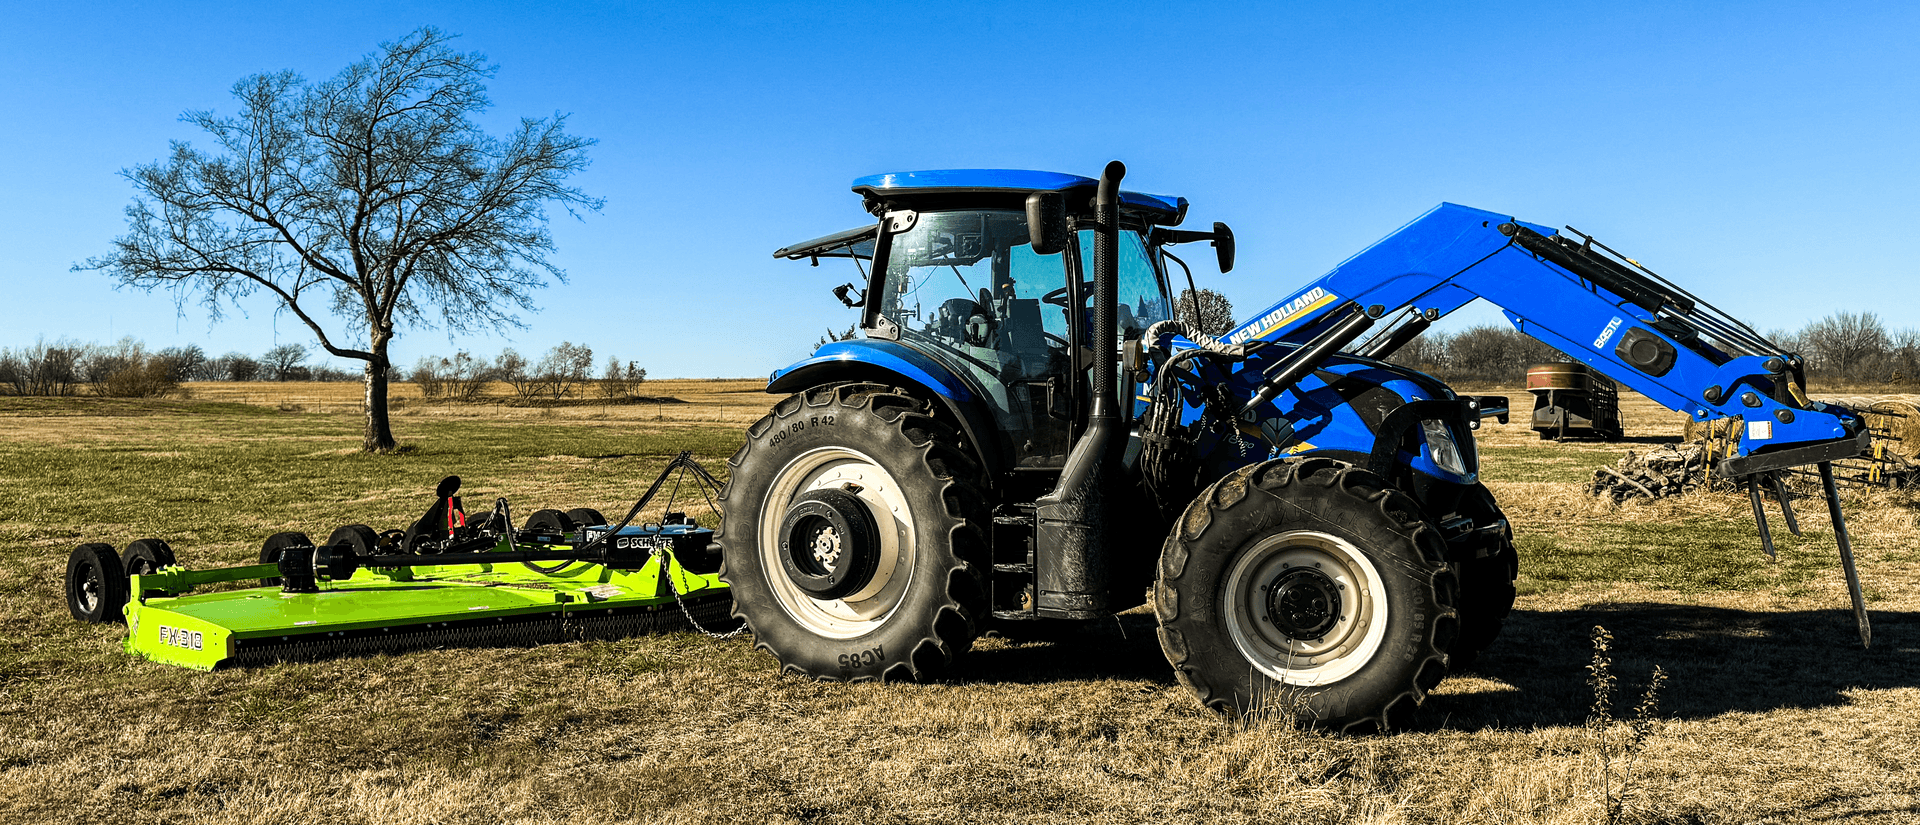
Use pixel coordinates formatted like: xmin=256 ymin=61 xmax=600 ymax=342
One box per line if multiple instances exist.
xmin=259 ymin=531 xmax=311 ymax=587
xmin=720 ymin=384 xmax=984 ymax=682
xmin=1159 ymin=459 xmax=1454 ymax=729
xmin=67 ymin=543 xmax=127 ymax=623
xmin=326 ymin=525 xmax=381 ymax=558
xmin=566 ymin=508 xmax=607 ymax=527
xmin=121 ymin=538 xmax=176 ymax=577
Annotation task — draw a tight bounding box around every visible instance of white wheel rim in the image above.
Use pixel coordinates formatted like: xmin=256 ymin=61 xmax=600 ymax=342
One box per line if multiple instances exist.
xmin=758 ymin=446 xmax=915 ymax=639
xmin=1222 ymin=530 xmax=1390 ymax=686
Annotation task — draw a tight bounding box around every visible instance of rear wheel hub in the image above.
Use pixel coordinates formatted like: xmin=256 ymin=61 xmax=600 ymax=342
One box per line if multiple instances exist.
xmin=778 ymin=488 xmax=880 ymax=600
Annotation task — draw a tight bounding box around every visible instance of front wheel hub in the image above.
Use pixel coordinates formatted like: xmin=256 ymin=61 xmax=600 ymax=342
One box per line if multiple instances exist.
xmin=778 ymin=488 xmax=880 ymax=600
xmin=1267 ymin=566 xmax=1341 ymax=640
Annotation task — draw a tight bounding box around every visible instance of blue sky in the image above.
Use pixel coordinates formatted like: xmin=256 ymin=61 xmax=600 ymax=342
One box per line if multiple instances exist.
xmin=3 ymin=2 xmax=1915 ymax=378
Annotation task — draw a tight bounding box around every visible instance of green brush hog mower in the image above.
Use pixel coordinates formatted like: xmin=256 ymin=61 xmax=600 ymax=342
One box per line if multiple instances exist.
xmin=63 ymin=453 xmax=738 ymax=669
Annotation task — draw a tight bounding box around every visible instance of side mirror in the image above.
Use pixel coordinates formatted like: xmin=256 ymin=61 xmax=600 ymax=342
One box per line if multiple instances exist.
xmin=1026 ymin=191 xmax=1068 ymax=255
xmin=1212 ymin=221 xmax=1235 ymax=274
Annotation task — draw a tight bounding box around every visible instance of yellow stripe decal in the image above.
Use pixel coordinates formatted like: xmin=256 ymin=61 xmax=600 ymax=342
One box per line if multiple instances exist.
xmin=1254 ymin=292 xmax=1340 ymax=339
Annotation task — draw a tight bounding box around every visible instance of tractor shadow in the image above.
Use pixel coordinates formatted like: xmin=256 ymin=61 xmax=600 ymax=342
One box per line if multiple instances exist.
xmin=1422 ymin=603 xmax=1920 ymax=731
xmin=959 ymin=603 xmax=1920 ymax=728
xmin=962 ymin=612 xmax=1179 ymax=686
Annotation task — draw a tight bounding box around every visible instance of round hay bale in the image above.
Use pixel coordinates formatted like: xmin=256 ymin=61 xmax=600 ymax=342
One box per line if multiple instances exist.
xmin=1682 ymin=416 xmax=1741 ymax=444
xmin=1867 ymin=400 xmax=1920 ymax=459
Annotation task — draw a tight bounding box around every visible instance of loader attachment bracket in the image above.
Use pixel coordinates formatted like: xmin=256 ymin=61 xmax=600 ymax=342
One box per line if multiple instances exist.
xmin=1714 ymin=432 xmax=1869 ymax=478
xmin=1716 ymin=433 xmax=1874 ymax=648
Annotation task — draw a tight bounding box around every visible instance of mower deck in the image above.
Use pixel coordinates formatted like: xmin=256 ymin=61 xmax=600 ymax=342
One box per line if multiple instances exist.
xmin=125 ymin=545 xmax=729 ymax=670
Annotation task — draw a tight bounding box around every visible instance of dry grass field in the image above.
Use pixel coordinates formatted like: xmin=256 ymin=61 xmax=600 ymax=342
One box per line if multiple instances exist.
xmin=2 ymin=383 xmax=1916 ymax=824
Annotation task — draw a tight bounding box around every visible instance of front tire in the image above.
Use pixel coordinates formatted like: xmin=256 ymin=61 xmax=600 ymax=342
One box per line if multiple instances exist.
xmin=1155 ymin=458 xmax=1458 ymax=732
xmin=718 ymin=383 xmax=990 ymax=683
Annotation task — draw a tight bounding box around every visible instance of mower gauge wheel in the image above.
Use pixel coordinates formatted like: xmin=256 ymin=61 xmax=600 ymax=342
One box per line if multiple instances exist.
xmin=522 ymin=509 xmax=580 ymax=574
xmin=66 ymin=543 xmax=128 ymax=623
xmin=525 ymin=509 xmax=577 ymax=534
xmin=258 ymin=532 xmax=313 ymax=587
xmin=326 ymin=525 xmax=381 ymax=557
xmin=566 ymin=508 xmax=608 ymax=528
xmin=122 ymin=538 xmax=177 ymax=599
xmin=120 ymin=538 xmax=176 ymax=577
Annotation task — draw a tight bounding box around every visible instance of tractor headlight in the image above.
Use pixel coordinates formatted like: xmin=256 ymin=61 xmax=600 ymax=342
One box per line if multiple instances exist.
xmin=1422 ymin=420 xmax=1469 ymax=477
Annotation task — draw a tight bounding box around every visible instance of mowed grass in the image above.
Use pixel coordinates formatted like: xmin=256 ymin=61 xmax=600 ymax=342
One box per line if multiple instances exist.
xmin=2 ymin=385 xmax=1918 ymax=823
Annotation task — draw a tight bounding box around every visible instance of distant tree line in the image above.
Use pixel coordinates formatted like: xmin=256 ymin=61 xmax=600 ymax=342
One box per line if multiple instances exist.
xmin=0 ymin=338 xmax=358 ymax=397
xmin=411 ymin=342 xmax=647 ymax=402
xmin=0 ymin=337 xmax=647 ymax=401
xmin=1384 ymin=310 xmax=1920 ymax=387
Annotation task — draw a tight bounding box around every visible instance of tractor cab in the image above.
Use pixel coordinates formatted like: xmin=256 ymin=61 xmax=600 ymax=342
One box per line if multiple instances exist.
xmin=773 ymin=170 xmax=1193 ymax=472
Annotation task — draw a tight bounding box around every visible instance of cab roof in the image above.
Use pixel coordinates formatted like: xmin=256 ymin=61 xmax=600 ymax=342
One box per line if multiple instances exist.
xmin=851 ymin=169 xmax=1189 ymax=226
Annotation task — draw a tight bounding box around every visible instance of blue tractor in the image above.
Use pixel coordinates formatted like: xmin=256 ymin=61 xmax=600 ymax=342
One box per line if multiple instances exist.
xmin=718 ymin=162 xmax=1875 ymax=731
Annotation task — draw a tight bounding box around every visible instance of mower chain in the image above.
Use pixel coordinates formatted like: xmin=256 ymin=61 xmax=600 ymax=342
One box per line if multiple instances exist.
xmin=654 ymin=547 xmax=750 ymax=640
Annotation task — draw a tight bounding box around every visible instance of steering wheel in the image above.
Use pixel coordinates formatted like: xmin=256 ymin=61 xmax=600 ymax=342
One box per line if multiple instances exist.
xmin=1040 ymin=281 xmax=1095 ymax=308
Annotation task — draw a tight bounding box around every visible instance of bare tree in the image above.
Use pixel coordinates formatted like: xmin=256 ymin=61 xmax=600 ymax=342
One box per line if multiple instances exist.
xmin=0 ymin=351 xmax=21 ymax=395
xmin=80 ymin=338 xmax=145 ymax=386
xmin=261 ymin=343 xmax=309 ymax=381
xmin=535 ymin=341 xmax=593 ymax=401
xmin=79 ymin=27 xmax=600 ymax=452
xmin=411 ymin=354 xmax=448 ymax=399
xmin=1802 ymin=310 xmax=1890 ymax=381
xmin=1174 ymin=288 xmax=1235 ymax=336
xmin=816 ymin=324 xmax=859 ymax=349
xmin=598 ymin=355 xmax=646 ymax=398
xmin=1385 ymin=329 xmax=1452 ymax=375
xmin=1890 ymin=327 xmax=1920 ymax=384
xmin=495 ymin=348 xmax=548 ymax=401
xmin=222 ymin=353 xmax=262 ymax=382
xmin=156 ymin=345 xmax=207 ymax=382
xmin=439 ymin=351 xmax=492 ymax=401
xmin=0 ymin=339 xmax=83 ymax=396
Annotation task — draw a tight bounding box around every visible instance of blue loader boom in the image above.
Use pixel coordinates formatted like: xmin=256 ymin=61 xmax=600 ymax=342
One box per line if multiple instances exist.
xmin=726 ymin=164 xmax=1879 ymax=733
xmin=1180 ymin=202 xmax=1871 ymax=640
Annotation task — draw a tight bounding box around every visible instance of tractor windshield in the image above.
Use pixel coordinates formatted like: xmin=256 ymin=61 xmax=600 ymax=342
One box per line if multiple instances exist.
xmin=875 ymin=209 xmax=1170 ymax=466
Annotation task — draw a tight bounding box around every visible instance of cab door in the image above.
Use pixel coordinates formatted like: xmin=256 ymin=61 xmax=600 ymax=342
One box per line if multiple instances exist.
xmin=873 ymin=210 xmax=1077 ymax=468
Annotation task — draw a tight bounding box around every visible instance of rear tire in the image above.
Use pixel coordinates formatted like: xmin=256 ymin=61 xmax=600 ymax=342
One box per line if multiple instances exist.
xmin=566 ymin=508 xmax=608 ymax=527
xmin=67 ymin=543 xmax=128 ymax=623
xmin=1155 ymin=457 xmax=1457 ymax=732
xmin=718 ymin=382 xmax=989 ymax=683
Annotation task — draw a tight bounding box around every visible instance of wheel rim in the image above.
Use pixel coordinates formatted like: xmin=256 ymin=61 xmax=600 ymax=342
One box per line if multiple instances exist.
xmin=758 ymin=446 xmax=914 ymax=639
xmin=1222 ymin=530 xmax=1390 ymax=686
xmin=75 ymin=561 xmax=101 ymax=614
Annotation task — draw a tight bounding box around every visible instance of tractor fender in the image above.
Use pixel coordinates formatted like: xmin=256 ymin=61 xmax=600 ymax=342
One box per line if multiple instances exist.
xmin=767 ymin=341 xmax=1006 ymax=482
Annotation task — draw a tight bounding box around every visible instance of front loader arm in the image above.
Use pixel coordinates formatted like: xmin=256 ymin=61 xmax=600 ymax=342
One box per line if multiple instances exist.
xmin=1226 ymin=203 xmax=1861 ymax=460
xmin=1211 ymin=203 xmax=1876 ymax=645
